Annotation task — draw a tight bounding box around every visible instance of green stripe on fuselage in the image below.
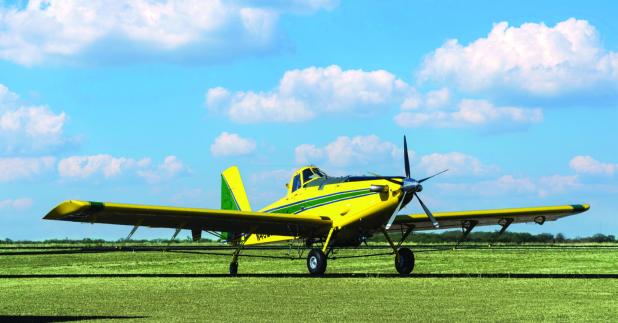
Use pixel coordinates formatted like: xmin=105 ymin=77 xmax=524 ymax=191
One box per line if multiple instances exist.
xmin=271 ymin=189 xmax=372 ymax=214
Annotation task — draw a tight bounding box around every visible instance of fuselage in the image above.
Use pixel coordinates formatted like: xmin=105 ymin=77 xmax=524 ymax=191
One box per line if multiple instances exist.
xmin=245 ymin=167 xmax=410 ymax=246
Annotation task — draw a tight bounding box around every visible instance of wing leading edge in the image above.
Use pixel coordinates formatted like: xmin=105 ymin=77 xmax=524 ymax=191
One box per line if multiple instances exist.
xmin=44 ymin=200 xmax=333 ymax=237
xmin=392 ymin=204 xmax=589 ymax=231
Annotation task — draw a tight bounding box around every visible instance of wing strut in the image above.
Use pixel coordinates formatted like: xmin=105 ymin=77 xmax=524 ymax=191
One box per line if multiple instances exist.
xmin=498 ymin=218 xmax=514 ymax=235
xmin=170 ymin=228 xmax=182 ymax=241
xmin=397 ymin=224 xmax=416 ymax=248
xmin=456 ymin=220 xmax=478 ymax=247
xmin=125 ymin=219 xmax=143 ymax=241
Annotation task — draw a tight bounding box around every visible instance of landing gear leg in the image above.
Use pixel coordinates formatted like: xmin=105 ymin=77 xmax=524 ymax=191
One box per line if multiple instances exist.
xmin=228 ymin=228 xmax=256 ymax=276
xmin=306 ymin=227 xmax=336 ymax=276
xmin=229 ymin=245 xmax=242 ymax=276
xmin=381 ymin=226 xmax=416 ymax=276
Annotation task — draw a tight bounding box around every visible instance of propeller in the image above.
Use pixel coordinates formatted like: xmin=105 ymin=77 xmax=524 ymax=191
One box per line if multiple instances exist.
xmin=384 ymin=136 xmax=446 ymax=230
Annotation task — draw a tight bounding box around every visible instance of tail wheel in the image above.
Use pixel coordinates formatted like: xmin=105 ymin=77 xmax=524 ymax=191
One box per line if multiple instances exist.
xmin=395 ymin=247 xmax=415 ymax=275
xmin=307 ymin=248 xmax=327 ymax=276
xmin=229 ymin=262 xmax=238 ymax=276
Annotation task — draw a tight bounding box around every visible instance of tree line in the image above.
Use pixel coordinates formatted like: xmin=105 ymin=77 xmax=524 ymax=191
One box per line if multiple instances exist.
xmin=370 ymin=231 xmax=616 ymax=243
xmin=1 ymin=231 xmax=616 ymax=244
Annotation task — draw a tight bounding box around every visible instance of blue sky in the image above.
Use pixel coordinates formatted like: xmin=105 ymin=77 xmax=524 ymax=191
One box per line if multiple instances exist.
xmin=0 ymin=0 xmax=616 ymax=240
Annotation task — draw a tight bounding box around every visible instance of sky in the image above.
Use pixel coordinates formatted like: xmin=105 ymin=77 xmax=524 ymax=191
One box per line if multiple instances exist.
xmin=0 ymin=0 xmax=617 ymax=240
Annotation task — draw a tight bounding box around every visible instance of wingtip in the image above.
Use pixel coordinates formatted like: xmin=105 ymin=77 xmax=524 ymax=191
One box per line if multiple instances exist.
xmin=570 ymin=203 xmax=590 ymax=212
xmin=43 ymin=200 xmax=90 ymax=220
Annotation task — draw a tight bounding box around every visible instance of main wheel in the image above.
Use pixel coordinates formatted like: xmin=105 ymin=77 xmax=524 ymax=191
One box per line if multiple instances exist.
xmin=229 ymin=261 xmax=238 ymax=276
xmin=394 ymin=247 xmax=415 ymax=275
xmin=306 ymin=248 xmax=327 ymax=276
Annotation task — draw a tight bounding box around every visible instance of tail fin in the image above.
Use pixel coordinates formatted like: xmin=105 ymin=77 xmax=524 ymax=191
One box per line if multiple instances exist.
xmin=220 ymin=166 xmax=251 ymax=243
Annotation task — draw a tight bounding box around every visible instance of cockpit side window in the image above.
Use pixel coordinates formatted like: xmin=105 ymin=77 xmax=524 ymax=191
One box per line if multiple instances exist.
xmin=291 ymin=174 xmax=301 ymax=192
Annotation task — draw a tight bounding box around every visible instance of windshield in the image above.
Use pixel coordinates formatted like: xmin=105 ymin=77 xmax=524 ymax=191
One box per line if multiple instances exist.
xmin=302 ymin=168 xmax=317 ymax=183
xmin=312 ymin=168 xmax=327 ymax=178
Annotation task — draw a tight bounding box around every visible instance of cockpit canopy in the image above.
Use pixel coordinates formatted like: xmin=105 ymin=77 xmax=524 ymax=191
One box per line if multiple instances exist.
xmin=289 ymin=167 xmax=327 ymax=193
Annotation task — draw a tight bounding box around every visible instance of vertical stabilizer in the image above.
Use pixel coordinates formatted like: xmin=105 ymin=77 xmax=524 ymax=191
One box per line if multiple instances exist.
xmin=221 ymin=166 xmax=252 ymax=211
xmin=220 ymin=166 xmax=251 ymax=243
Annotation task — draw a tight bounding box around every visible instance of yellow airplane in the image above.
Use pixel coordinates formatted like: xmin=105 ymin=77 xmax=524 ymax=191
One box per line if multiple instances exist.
xmin=44 ymin=137 xmax=589 ymax=276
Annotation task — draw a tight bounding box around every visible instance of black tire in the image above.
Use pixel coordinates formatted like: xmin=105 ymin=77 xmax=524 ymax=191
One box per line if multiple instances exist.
xmin=395 ymin=247 xmax=415 ymax=275
xmin=306 ymin=248 xmax=327 ymax=276
xmin=229 ymin=262 xmax=238 ymax=276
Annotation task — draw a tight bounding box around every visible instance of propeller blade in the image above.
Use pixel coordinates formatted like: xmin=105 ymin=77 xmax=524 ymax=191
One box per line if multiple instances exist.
xmin=385 ymin=191 xmax=406 ymax=230
xmin=403 ymin=136 xmax=410 ymax=178
xmin=418 ymin=169 xmax=448 ymax=183
xmin=414 ymin=192 xmax=439 ymax=228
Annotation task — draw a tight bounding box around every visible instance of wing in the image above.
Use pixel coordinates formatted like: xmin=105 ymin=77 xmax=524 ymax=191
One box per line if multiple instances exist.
xmin=391 ymin=204 xmax=589 ymax=231
xmin=44 ymin=200 xmax=332 ymax=237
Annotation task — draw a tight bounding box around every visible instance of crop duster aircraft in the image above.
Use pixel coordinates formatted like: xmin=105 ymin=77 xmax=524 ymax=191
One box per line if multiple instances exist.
xmin=44 ymin=137 xmax=589 ymax=275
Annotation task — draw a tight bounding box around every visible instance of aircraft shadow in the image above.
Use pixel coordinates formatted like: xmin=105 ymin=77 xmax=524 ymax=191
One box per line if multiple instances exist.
xmin=0 ymin=315 xmax=145 ymax=322
xmin=1 ymin=273 xmax=616 ymax=279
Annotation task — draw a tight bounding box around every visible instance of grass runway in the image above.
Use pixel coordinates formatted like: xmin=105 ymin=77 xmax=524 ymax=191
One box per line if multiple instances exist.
xmin=1 ymin=243 xmax=617 ymax=321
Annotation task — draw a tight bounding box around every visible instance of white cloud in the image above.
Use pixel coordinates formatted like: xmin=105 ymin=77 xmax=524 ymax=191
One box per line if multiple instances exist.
xmin=395 ymin=98 xmax=542 ymax=129
xmin=137 ymin=155 xmax=188 ymax=183
xmin=57 ymin=154 xmax=187 ymax=182
xmin=0 ymin=198 xmax=33 ymax=210
xmin=210 ymin=132 xmax=256 ymax=157
xmin=418 ymin=152 xmax=498 ymax=177
xmin=0 ymin=156 xmax=55 ymax=182
xmin=1 ymin=106 xmax=66 ymax=136
xmin=438 ymin=174 xmax=584 ymax=198
xmin=58 ymin=154 xmax=150 ymax=179
xmin=419 ymin=18 xmax=618 ymax=96
xmin=401 ymin=88 xmax=450 ymax=110
xmin=0 ymin=84 xmax=69 ymax=153
xmin=438 ymin=175 xmax=536 ymax=197
xmin=0 ymin=0 xmax=336 ymax=66
xmin=294 ymin=135 xmax=401 ymax=167
xmin=294 ymin=144 xmax=324 ymax=164
xmin=222 ymin=92 xmax=314 ymax=123
xmin=0 ymin=84 xmax=18 ymax=104
xmin=537 ymin=175 xmax=581 ymax=197
xmin=207 ymin=65 xmax=411 ymax=123
xmin=424 ymin=88 xmax=451 ymax=109
xmin=205 ymin=87 xmax=231 ymax=112
xmin=569 ymin=155 xmax=617 ymax=176
xmin=249 ymin=168 xmax=295 ymax=184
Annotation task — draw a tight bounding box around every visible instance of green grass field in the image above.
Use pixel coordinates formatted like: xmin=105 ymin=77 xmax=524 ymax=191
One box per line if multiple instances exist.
xmin=1 ymin=244 xmax=617 ymax=322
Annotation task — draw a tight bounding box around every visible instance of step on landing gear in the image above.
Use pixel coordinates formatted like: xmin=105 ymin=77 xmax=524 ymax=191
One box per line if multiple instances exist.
xmin=394 ymin=247 xmax=415 ymax=275
xmin=306 ymin=248 xmax=327 ymax=276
